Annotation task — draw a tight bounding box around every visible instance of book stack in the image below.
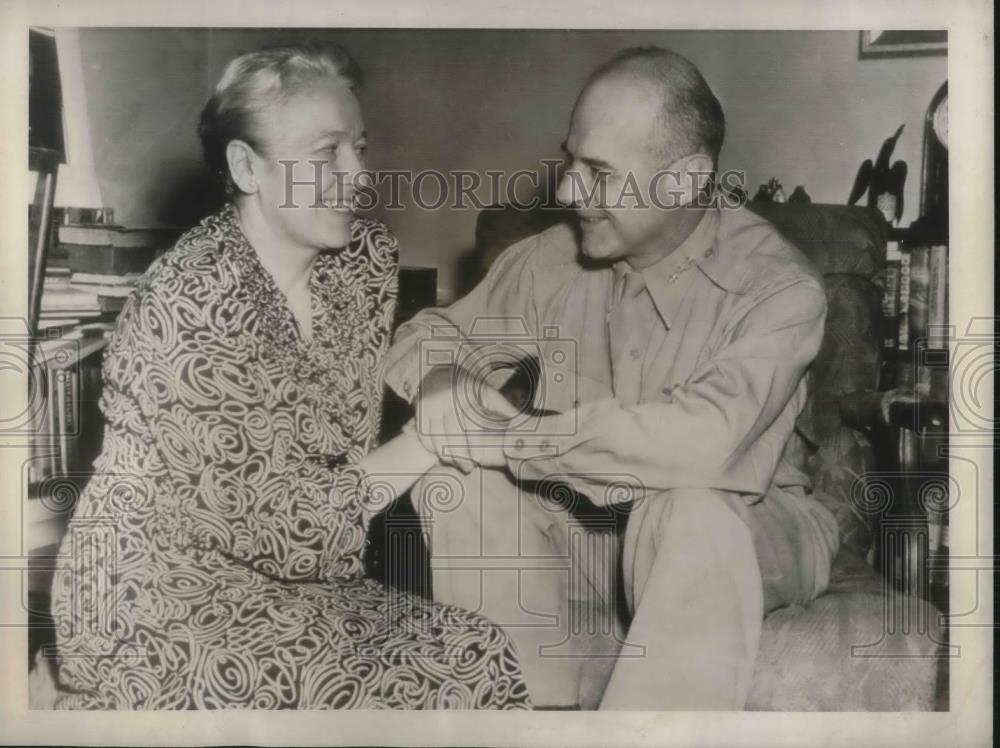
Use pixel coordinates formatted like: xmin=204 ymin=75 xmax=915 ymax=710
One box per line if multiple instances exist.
xmin=41 ymin=271 xmax=141 ymax=320
xmin=40 ymin=222 xmax=176 ymax=325
xmin=41 ymin=271 xmax=102 ymax=321
xmin=883 ymin=243 xmax=948 ymax=394
xmin=57 ymin=223 xmax=172 ymax=275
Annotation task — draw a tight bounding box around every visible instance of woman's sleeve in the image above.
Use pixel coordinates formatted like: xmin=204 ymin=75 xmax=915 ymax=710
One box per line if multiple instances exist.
xmin=111 ymin=285 xmax=374 ymax=582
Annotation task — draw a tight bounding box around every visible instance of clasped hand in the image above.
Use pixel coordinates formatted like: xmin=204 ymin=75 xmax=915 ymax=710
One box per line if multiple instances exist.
xmin=413 ymin=365 xmax=520 ymax=472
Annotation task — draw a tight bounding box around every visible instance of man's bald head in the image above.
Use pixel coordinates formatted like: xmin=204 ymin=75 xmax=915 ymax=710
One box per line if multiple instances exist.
xmin=582 ymin=46 xmax=725 ymax=167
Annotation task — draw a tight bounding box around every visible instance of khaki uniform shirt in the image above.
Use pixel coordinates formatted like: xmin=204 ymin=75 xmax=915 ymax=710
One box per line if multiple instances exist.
xmin=385 ymin=205 xmax=828 ymax=507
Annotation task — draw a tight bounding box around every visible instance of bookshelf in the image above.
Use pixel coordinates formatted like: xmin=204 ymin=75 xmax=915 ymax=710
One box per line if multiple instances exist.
xmin=876 ymin=226 xmax=949 ymax=614
xmin=26 ymin=201 xmax=177 ymax=592
xmin=27 ymin=329 xmax=109 ymax=554
xmin=875 ymin=83 xmax=949 ymax=612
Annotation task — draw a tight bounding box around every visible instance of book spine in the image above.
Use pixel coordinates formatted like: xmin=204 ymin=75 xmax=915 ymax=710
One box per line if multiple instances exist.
xmin=69 ymin=365 xmax=79 ymax=471
xmin=56 ymin=368 xmax=75 ymax=476
xmin=47 ymin=367 xmax=59 ymax=477
xmin=927 ymin=245 xmax=948 ymax=349
xmin=897 ymin=251 xmax=911 ymax=352
xmin=57 ymin=231 xmax=114 ymax=247
xmin=881 ymin=260 xmax=900 ymax=351
xmin=908 ymin=246 xmax=931 ymax=350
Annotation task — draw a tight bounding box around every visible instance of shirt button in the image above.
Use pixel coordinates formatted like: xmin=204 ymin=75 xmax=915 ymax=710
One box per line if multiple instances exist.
xmin=630 ymin=347 xmax=642 ymax=359
xmin=514 ymin=438 xmax=525 ymax=450
xmin=704 ymin=247 xmax=714 ymax=258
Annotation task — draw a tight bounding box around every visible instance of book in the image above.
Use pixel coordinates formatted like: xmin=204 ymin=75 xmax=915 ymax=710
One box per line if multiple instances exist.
xmin=881 ymin=260 xmax=900 ymax=351
xmin=908 ymin=246 xmax=931 ymax=349
xmin=927 ymin=245 xmax=948 ymax=349
xmin=57 ymin=225 xmax=119 ymax=246
xmin=903 ymin=244 xmax=949 ymax=399
xmin=37 ymin=317 xmax=81 ymax=331
xmin=62 ymin=242 xmax=157 ymax=275
xmin=39 ymin=310 xmax=104 ymax=322
xmin=70 ymin=272 xmax=141 ymax=286
xmin=40 ymin=287 xmax=101 ymax=313
xmin=58 ymin=224 xmax=175 ymax=248
xmin=897 ymin=251 xmax=911 ymax=351
xmin=56 ymin=366 xmax=75 ymax=476
xmin=71 ymin=283 xmax=135 ymax=298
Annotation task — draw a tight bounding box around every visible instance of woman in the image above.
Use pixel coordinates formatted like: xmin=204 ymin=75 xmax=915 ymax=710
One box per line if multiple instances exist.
xmin=49 ymin=44 xmax=531 ymax=709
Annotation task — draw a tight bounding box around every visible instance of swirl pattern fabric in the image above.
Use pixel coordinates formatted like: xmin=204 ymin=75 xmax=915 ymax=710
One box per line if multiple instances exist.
xmin=50 ymin=205 xmax=531 ymax=709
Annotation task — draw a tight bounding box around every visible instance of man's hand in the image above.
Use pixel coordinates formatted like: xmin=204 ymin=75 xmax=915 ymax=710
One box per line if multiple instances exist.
xmin=414 ymin=365 xmax=519 ymax=472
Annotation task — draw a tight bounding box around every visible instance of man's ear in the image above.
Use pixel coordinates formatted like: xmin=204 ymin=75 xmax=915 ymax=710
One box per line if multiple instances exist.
xmin=676 ymin=153 xmax=715 ymax=205
xmin=226 ymin=139 xmax=259 ymax=195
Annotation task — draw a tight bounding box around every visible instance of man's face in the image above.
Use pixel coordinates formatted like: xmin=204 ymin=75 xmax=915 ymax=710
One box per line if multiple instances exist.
xmin=251 ymin=79 xmax=367 ymax=251
xmin=556 ymin=75 xmax=687 ymax=265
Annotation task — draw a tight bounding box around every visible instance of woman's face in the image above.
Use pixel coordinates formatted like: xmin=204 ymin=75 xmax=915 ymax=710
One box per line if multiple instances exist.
xmin=249 ymin=78 xmax=367 ymax=251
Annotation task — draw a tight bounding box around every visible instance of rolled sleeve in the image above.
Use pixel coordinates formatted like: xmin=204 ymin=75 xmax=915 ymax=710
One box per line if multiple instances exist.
xmin=383 ymin=234 xmax=541 ymax=403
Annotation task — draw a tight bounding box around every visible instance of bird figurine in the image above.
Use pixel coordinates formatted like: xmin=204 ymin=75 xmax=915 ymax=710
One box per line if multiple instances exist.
xmin=848 ymin=124 xmax=908 ymax=224
xmin=752 ymin=177 xmax=787 ymax=203
xmin=788 ymin=185 xmax=812 ymax=204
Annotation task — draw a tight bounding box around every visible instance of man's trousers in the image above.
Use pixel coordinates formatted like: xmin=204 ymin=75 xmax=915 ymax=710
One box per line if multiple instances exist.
xmin=410 ymin=465 xmax=838 ymax=709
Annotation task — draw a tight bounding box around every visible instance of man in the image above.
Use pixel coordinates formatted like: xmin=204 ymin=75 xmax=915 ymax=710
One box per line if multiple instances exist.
xmin=382 ymin=47 xmax=839 ymax=709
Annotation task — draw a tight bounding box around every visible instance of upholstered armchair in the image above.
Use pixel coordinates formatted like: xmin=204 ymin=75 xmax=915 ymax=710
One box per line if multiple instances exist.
xmin=741 ymin=202 xmax=945 ymax=711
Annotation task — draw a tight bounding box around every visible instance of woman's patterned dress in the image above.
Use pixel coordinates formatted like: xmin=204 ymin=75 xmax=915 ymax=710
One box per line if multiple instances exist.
xmin=50 ymin=204 xmax=531 ymax=709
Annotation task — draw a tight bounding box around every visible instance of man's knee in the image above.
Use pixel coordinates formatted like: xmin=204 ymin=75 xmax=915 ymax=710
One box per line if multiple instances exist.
xmin=644 ymin=487 xmax=752 ymax=540
xmin=414 ymin=466 xmax=561 ymax=552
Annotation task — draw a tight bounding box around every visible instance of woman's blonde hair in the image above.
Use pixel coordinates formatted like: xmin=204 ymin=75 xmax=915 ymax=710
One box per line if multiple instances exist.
xmin=198 ymin=44 xmax=362 ymax=195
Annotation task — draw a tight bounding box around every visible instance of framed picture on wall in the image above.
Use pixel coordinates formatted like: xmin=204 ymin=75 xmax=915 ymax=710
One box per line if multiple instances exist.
xmin=859 ymin=30 xmax=947 ymax=58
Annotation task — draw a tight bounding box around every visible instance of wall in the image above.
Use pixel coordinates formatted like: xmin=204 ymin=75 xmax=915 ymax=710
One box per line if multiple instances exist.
xmin=74 ymin=29 xmax=946 ymax=298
